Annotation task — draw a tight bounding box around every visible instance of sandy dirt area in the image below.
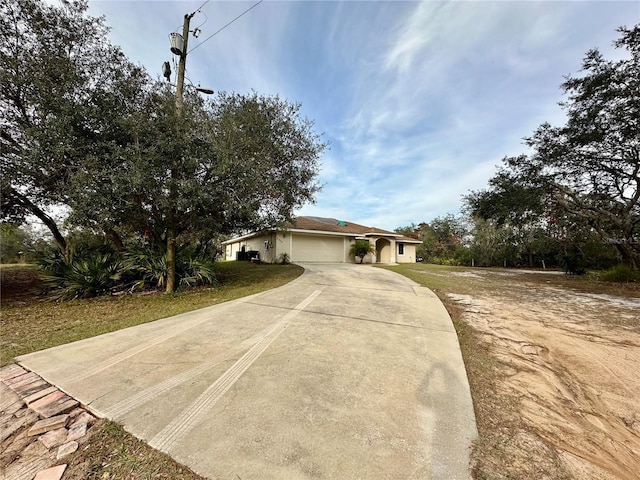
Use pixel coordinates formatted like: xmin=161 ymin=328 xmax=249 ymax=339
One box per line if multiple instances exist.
xmin=443 ymin=270 xmax=640 ymax=479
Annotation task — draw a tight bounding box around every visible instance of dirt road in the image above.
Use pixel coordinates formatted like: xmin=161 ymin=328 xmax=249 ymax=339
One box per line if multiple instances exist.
xmin=438 ymin=269 xmax=640 ymax=479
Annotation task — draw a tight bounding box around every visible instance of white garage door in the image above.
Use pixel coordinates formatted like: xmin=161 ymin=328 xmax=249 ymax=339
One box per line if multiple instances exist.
xmin=292 ymin=234 xmax=345 ymax=262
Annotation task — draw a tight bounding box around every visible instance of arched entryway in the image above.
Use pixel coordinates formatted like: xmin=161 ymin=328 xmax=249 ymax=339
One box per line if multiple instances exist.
xmin=375 ymin=238 xmax=391 ymax=263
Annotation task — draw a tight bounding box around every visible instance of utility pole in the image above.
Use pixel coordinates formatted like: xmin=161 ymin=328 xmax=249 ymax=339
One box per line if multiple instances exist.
xmin=175 ymin=13 xmax=194 ymax=115
xmin=166 ymin=12 xmax=194 ymax=294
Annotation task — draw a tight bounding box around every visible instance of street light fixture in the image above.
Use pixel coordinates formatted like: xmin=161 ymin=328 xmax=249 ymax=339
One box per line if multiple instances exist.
xmin=162 ymin=78 xmax=214 ymax=96
xmin=195 ymin=86 xmax=213 ymax=95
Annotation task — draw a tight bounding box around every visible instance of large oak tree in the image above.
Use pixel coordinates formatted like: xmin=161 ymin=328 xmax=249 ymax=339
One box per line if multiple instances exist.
xmin=2 ymin=0 xmax=325 ymax=287
xmin=466 ymin=25 xmax=640 ymax=268
xmin=68 ymin=86 xmax=324 ymax=261
xmin=0 ymin=0 xmax=148 ymax=257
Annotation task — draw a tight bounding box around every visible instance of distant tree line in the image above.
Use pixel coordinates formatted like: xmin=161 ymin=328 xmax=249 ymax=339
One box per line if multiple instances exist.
xmin=1 ymin=0 xmax=325 ymax=295
xmin=398 ymin=25 xmax=639 ymax=276
xmin=397 ymin=213 xmax=621 ymax=273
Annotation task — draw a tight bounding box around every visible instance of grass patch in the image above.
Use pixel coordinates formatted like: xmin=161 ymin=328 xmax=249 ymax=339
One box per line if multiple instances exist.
xmin=593 ymin=263 xmax=640 ymax=283
xmin=0 ymin=262 xmax=303 ymax=366
xmin=63 ymin=420 xmax=206 ymax=479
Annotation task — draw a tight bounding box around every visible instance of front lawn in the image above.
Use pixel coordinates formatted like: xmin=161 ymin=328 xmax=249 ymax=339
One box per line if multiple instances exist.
xmin=0 ymin=262 xmax=303 ymax=366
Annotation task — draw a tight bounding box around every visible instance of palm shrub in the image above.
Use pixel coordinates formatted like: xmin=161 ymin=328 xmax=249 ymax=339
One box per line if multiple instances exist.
xmin=40 ymin=244 xmax=218 ymax=299
xmin=41 ymin=246 xmax=123 ymax=300
xmin=121 ymin=248 xmax=168 ymax=290
xmin=278 ymin=252 xmax=290 ymax=264
xmin=122 ymin=247 xmax=217 ymax=290
xmin=180 ymin=257 xmax=217 ymax=287
xmin=349 ymin=240 xmax=375 ymax=264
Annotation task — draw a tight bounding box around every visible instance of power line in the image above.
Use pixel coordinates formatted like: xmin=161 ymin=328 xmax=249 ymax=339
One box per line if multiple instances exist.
xmin=194 ymin=0 xmax=211 ymax=12
xmin=188 ymin=0 xmax=264 ymax=55
xmin=171 ymin=0 xmax=210 ymax=34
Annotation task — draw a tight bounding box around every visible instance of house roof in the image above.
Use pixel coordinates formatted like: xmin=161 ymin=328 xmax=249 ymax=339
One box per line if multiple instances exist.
xmin=223 ymin=216 xmax=420 ymax=244
xmin=288 ymin=216 xmax=399 ymax=236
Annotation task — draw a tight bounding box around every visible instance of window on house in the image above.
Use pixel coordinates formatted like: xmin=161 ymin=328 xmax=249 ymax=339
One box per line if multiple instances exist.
xmin=398 ymin=243 xmax=405 ymax=255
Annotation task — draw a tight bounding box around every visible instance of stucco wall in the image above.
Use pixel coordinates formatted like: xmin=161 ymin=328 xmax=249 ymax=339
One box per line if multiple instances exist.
xmin=396 ymin=243 xmax=417 ymax=263
xmin=224 ymin=234 xmax=276 ymax=263
xmin=274 ymin=232 xmax=291 ymax=262
xmin=224 ymin=231 xmax=419 ymax=264
xmin=225 ymin=240 xmax=246 ymax=261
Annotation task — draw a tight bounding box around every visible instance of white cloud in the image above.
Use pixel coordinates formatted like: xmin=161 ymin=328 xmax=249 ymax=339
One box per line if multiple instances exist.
xmin=85 ymin=0 xmax=638 ymax=231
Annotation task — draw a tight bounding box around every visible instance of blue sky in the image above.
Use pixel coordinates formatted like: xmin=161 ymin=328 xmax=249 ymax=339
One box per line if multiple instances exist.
xmin=87 ymin=0 xmax=638 ymax=231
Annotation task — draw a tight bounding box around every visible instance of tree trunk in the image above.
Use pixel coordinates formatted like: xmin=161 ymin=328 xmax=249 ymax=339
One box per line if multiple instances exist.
xmin=105 ymin=228 xmax=125 ymax=252
xmin=166 ymin=227 xmax=176 ymax=293
xmin=10 ymin=188 xmax=68 ymax=260
xmin=615 ymin=243 xmax=637 ymax=270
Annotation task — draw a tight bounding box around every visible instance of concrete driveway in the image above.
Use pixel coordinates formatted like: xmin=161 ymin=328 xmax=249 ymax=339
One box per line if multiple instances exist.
xmin=17 ymin=263 xmax=477 ymax=479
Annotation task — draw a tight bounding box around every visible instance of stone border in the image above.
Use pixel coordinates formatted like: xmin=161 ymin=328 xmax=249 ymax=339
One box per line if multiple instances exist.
xmin=1 ymin=364 xmax=96 ymax=480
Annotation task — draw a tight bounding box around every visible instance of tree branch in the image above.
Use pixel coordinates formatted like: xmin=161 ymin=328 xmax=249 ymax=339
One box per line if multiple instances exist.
xmin=9 ymin=187 xmax=68 ymax=258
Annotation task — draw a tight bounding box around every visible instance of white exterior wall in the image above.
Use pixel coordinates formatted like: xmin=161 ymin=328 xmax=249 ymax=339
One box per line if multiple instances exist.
xmin=250 ymin=234 xmax=276 ymax=263
xmin=274 ymin=232 xmax=291 ymax=261
xmin=396 ymin=243 xmax=417 ymax=263
xmin=225 ymin=240 xmax=247 ymax=261
xmin=224 ymin=234 xmax=276 ymax=262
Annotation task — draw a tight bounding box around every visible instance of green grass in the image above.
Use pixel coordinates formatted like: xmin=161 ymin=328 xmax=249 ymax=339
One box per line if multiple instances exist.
xmin=1 ymin=262 xmax=303 ymax=366
xmin=63 ymin=420 xmax=206 ymax=480
xmin=384 ymin=262 xmax=640 ymax=298
xmin=594 ymin=263 xmax=640 ymax=282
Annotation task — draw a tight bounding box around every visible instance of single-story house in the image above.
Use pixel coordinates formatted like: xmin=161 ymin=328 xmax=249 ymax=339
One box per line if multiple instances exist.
xmin=222 ymin=216 xmax=421 ymax=264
